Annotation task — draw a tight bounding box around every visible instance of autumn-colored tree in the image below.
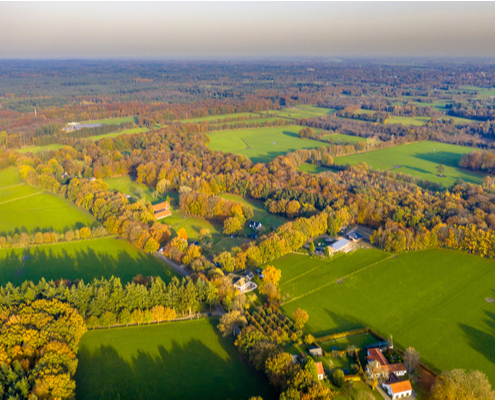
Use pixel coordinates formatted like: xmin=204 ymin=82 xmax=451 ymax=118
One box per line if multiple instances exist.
xmin=293 ymin=308 xmax=309 ymax=330
xmin=263 ymin=265 xmax=282 ymax=286
xmin=177 ymin=227 xmax=188 ymax=241
xmin=79 ymin=227 xmax=92 ymax=239
xmin=182 ymin=244 xmax=202 ymax=265
xmin=217 ymin=311 xmax=247 ymax=337
xmin=431 ymin=369 xmax=495 ymax=400
xmin=144 ymin=237 xmax=160 ymax=253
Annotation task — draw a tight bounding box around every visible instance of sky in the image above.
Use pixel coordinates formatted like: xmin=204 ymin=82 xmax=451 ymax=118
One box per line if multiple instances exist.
xmin=1 ymin=2 xmax=495 ymax=59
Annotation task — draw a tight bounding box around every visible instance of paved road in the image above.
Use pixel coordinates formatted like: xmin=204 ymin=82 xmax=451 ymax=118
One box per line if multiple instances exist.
xmin=155 ymin=252 xmax=189 ymax=276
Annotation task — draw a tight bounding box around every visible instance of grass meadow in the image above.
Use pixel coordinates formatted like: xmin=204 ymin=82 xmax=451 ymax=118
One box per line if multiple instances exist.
xmin=333 ymin=140 xmax=484 ymax=186
xmin=89 ymin=127 xmax=148 ymax=141
xmin=85 ymin=116 xmax=137 ymax=125
xmin=0 ymin=168 xmax=97 ymax=234
xmin=16 ymin=144 xmax=65 ymax=154
xmin=0 ymin=237 xmax=179 ymax=285
xmin=273 ymin=248 xmax=495 ymax=383
xmin=207 ymin=126 xmax=329 ymax=163
xmin=270 ymin=105 xmax=336 ymax=120
xmin=181 ymin=111 xmax=263 ymax=124
xmin=323 ymin=133 xmax=366 ymax=145
xmin=297 ymin=163 xmax=332 ymax=174
xmin=75 ymin=318 xmax=277 ymax=400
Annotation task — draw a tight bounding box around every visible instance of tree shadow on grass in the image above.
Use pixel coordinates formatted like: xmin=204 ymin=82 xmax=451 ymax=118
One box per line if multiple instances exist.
xmin=74 ymin=320 xmax=277 ymax=400
xmin=309 ymin=308 xmax=366 ymax=338
xmin=412 ymin=151 xmax=463 ymax=168
xmin=0 ymin=240 xmax=179 ymax=286
xmin=459 ymin=309 xmax=495 ymax=367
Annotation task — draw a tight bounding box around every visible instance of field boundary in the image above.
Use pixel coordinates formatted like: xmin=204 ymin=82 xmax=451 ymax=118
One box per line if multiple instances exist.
xmin=0 ymin=190 xmax=43 ymax=205
xmin=282 ymin=253 xmax=394 ymax=305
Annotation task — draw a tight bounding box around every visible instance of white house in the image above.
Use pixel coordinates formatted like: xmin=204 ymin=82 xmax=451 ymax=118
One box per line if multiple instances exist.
xmin=327 ymin=238 xmax=350 ymax=254
xmin=315 ymin=362 xmax=325 ymax=380
xmin=233 ymin=277 xmax=249 ymax=292
xmin=366 ymin=347 xmax=407 ymax=379
xmin=382 ymin=380 xmax=413 ymax=399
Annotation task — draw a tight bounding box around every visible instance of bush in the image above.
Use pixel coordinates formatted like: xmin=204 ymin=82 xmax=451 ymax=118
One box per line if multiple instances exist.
xmin=333 ymin=369 xmax=345 ymax=387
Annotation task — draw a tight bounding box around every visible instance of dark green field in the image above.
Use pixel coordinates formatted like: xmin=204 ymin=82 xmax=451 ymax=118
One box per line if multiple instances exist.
xmin=0 ymin=237 xmax=179 ymax=285
xmin=75 ymin=318 xmax=277 ymax=400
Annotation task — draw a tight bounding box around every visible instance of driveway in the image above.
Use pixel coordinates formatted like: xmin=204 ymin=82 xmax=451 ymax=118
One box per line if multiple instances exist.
xmin=155 ymin=252 xmax=189 ymax=277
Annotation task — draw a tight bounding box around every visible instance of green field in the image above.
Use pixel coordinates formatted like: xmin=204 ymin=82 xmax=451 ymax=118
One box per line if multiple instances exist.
xmin=181 ymin=111 xmax=263 ymax=124
xmin=323 ymin=133 xmax=366 ymax=145
xmin=276 ymin=248 xmax=495 ymax=383
xmin=0 ymin=237 xmax=179 ymax=285
xmin=104 ymin=176 xmax=165 ymax=203
xmin=75 ymin=318 xmax=277 ymax=400
xmin=89 ymin=127 xmax=148 ymax=141
xmin=85 ymin=116 xmax=137 ymax=125
xmin=333 ymin=140 xmax=484 ymax=186
xmin=16 ymin=143 xmax=65 ymax=154
xmin=0 ymin=168 xmax=97 ymax=234
xmin=207 ymin=126 xmax=329 ymax=163
xmin=297 ymin=163 xmax=332 ymax=174
xmin=388 ymin=116 xmax=431 ymax=126
xmin=218 ymin=193 xmax=287 ymax=229
xmin=271 ymin=105 xmax=336 ymax=120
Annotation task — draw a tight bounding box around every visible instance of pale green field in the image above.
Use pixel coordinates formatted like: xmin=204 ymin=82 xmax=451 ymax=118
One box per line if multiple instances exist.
xmin=388 ymin=116 xmax=431 ymax=126
xmin=85 ymin=116 xmax=137 ymax=125
xmin=323 ymin=133 xmax=366 ymax=144
xmin=17 ymin=144 xmax=65 ymax=154
xmin=89 ymin=127 xmax=148 ymax=141
xmin=270 ymin=105 xmax=336 ymax=120
xmin=297 ymin=163 xmax=332 ymax=174
xmin=333 ymin=140 xmax=484 ymax=186
xmin=181 ymin=112 xmax=263 ymax=124
xmin=207 ymin=126 xmax=329 ymax=163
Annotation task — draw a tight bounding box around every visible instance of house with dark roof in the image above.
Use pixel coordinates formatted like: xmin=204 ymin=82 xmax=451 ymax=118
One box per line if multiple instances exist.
xmin=347 ymin=231 xmax=363 ymax=242
xmin=153 ymin=201 xmax=172 ymax=219
xmin=308 ymin=344 xmax=323 ymax=357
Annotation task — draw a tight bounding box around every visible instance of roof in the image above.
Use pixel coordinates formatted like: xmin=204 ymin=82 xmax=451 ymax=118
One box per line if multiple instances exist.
xmin=155 ymin=209 xmax=172 ymax=219
xmin=347 ymin=231 xmax=363 ymax=240
xmin=330 ymin=238 xmax=350 ymax=251
xmin=233 ymin=278 xmax=247 ymax=288
xmin=367 ymin=347 xmax=388 ymax=366
xmin=315 ymin=362 xmax=324 ymax=376
xmin=153 ymin=202 xmax=170 ymax=212
xmin=389 ymin=380 xmax=412 ymax=394
xmin=308 ymin=344 xmax=322 ymax=350
xmin=380 ymin=363 xmax=407 ymax=373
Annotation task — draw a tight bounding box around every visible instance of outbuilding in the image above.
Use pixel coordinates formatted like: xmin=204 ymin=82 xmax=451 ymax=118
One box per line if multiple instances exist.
xmin=382 ymin=380 xmax=413 ymax=399
xmin=327 ymin=238 xmax=350 ymax=254
xmin=315 ymin=362 xmax=325 ymax=380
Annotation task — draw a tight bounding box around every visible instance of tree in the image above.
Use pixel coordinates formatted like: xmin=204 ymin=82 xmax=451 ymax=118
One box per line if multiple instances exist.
xmin=309 ymin=242 xmax=315 ymax=253
xmin=431 ymin=369 xmax=495 ymax=400
xmin=223 ymin=216 xmax=244 ymax=235
xmin=144 ymin=237 xmax=159 ymax=253
xmin=177 ymin=228 xmax=188 ymax=241
xmin=217 ymin=311 xmax=247 ymax=337
xmin=403 ymin=347 xmax=420 ymax=375
xmin=325 ymin=246 xmax=331 ymax=257
xmin=304 ymin=357 xmax=318 ymax=381
xmin=292 ymin=308 xmax=309 ymax=330
xmin=436 ymin=164 xmax=446 ymax=177
xmin=263 ymin=265 xmax=281 ymax=286
xmin=214 ymin=251 xmax=236 ymax=272
xmin=79 ymin=227 xmax=92 ymax=239
xmin=333 ymin=369 xmax=345 ymax=387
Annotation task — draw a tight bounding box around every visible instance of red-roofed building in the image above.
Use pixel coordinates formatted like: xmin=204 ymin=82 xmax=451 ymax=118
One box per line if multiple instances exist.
xmin=366 ymin=348 xmax=407 ymax=379
xmin=382 ymin=380 xmax=413 ymax=399
xmin=315 ymin=362 xmax=325 ymax=380
xmin=153 ymin=202 xmax=172 ymax=219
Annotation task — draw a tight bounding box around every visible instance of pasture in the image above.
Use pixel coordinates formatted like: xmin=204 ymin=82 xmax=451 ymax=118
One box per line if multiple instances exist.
xmin=104 ymin=176 xmax=163 ymax=203
xmin=271 ymin=105 xmax=336 ymax=120
xmin=218 ymin=193 xmax=288 ymax=229
xmin=0 ymin=168 xmax=97 ymax=234
xmin=207 ymin=126 xmax=329 ymax=163
xmin=89 ymin=127 xmax=148 ymax=141
xmin=333 ymin=140 xmax=484 ymax=186
xmin=181 ymin=111 xmax=263 ymax=124
xmin=388 ymin=116 xmax=431 ymax=126
xmin=0 ymin=237 xmax=179 ymax=285
xmin=75 ymin=318 xmax=277 ymax=400
xmin=278 ymin=248 xmax=495 ymax=384
xmin=323 ymin=133 xmax=366 ymax=145
xmin=297 ymin=163 xmax=332 ymax=174
xmin=16 ymin=143 xmax=65 ymax=154
xmin=85 ymin=116 xmax=137 ymax=125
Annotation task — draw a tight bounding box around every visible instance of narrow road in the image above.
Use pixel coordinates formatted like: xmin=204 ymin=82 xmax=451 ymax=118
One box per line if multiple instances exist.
xmin=154 ymin=252 xmax=189 ymax=276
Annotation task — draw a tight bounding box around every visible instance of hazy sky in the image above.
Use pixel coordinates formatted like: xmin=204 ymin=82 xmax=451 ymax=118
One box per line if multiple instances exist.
xmin=1 ymin=2 xmax=495 ymax=59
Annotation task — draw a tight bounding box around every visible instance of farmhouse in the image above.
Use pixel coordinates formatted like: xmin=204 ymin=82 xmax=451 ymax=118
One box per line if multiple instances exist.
xmin=308 ymin=344 xmax=323 ymax=357
xmin=347 ymin=231 xmax=363 ymax=242
xmin=382 ymin=380 xmax=413 ymax=399
xmin=327 ymin=238 xmax=350 ymax=254
xmin=233 ymin=277 xmax=249 ymax=292
xmin=315 ymin=362 xmax=325 ymax=380
xmin=153 ymin=201 xmax=172 ymax=219
xmin=366 ymin=347 xmax=407 ymax=378
xmin=249 ymin=221 xmax=263 ymax=230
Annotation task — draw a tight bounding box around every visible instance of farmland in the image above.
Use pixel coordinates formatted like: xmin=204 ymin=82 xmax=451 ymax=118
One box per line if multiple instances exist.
xmin=181 ymin=111 xmax=263 ymax=124
xmin=333 ymin=140 xmax=484 ymax=186
xmin=89 ymin=127 xmax=148 ymax=141
xmin=277 ymin=248 xmax=495 ymax=384
xmin=16 ymin=143 xmax=66 ymax=154
xmin=75 ymin=318 xmax=277 ymax=400
xmin=207 ymin=126 xmax=329 ymax=163
xmin=323 ymin=133 xmax=366 ymax=144
xmin=0 ymin=236 xmax=180 ymax=285
xmin=270 ymin=105 xmax=336 ymax=120
xmin=298 ymin=163 xmax=331 ymax=174
xmin=0 ymin=168 xmax=97 ymax=234
xmin=85 ymin=116 xmax=137 ymax=125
